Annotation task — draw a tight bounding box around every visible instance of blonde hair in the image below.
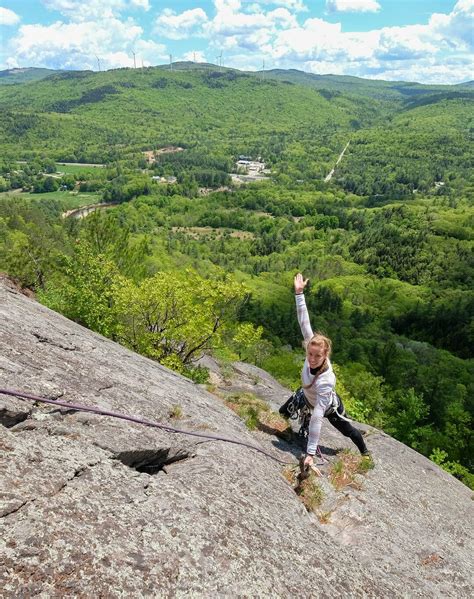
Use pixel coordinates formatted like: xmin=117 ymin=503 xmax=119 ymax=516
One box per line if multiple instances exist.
xmin=306 ymin=333 xmax=332 ymax=357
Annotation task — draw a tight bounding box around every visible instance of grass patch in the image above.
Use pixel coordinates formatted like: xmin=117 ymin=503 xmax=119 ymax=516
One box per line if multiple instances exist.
xmin=318 ymin=511 xmax=332 ymax=524
xmin=224 ymin=392 xmax=291 ymax=437
xmin=298 ymin=475 xmax=325 ymax=511
xmin=14 ymin=190 xmax=103 ymax=210
xmin=358 ymin=454 xmax=375 ymax=473
xmin=329 ymin=450 xmax=374 ymax=490
xmin=169 ymin=404 xmax=183 ymax=419
xmin=283 ymin=465 xmax=324 ymax=512
xmin=55 ymin=163 xmax=105 ymax=175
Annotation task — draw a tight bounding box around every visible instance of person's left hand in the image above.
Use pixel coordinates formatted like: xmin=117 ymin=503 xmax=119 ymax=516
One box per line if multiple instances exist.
xmin=304 ymin=454 xmax=314 ymax=468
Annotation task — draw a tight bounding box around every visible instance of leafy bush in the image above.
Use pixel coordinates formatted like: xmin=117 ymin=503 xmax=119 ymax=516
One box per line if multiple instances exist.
xmin=430 ymin=448 xmax=474 ymax=490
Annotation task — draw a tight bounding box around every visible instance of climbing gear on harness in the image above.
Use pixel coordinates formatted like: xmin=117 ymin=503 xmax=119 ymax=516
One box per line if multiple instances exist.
xmin=297 ymin=405 xmax=311 ymax=441
xmin=279 ymin=388 xmax=312 ymax=440
xmin=279 ymin=387 xmax=308 ymax=420
xmin=279 ymin=388 xmax=314 ymax=445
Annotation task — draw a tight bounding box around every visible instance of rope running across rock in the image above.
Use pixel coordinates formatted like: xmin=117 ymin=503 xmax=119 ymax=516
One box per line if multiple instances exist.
xmin=0 ymin=387 xmax=297 ymax=466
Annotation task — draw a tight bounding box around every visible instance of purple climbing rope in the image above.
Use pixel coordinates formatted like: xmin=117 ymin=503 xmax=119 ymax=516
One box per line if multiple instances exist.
xmin=1 ymin=388 xmax=296 ymax=466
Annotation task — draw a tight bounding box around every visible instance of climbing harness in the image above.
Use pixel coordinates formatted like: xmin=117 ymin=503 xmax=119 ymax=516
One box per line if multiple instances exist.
xmin=0 ymin=388 xmax=296 ymax=466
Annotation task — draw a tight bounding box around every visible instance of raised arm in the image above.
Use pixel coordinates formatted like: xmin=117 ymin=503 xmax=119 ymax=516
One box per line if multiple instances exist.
xmin=294 ymin=273 xmax=313 ymax=342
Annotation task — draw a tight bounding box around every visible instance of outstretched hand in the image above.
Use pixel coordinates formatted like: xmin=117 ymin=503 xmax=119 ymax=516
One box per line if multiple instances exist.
xmin=294 ymin=273 xmax=309 ymax=294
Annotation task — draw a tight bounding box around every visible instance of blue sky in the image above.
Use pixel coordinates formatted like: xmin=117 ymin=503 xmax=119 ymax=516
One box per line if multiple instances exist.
xmin=0 ymin=1 xmax=472 ymax=83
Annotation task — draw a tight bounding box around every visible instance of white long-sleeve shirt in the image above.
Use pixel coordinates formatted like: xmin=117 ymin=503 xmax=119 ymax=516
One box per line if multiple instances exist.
xmin=296 ymin=293 xmax=337 ymax=455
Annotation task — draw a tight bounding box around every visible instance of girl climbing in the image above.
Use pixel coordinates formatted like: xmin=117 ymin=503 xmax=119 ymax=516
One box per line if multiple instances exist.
xmin=279 ymin=273 xmax=370 ymax=469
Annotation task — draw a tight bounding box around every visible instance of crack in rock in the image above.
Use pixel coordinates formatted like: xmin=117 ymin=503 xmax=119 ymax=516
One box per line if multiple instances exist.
xmin=1 ymin=462 xmax=101 ymax=518
xmin=32 ymin=332 xmax=78 ymax=351
xmin=0 ymin=408 xmax=30 ymax=428
xmin=1 ymin=499 xmax=33 ymax=518
xmin=50 ymin=461 xmax=102 ymax=497
xmin=113 ymin=448 xmax=192 ymax=475
xmin=97 ymin=384 xmax=114 ymax=392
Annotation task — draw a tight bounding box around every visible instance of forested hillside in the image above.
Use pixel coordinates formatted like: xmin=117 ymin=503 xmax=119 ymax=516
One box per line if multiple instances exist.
xmin=0 ymin=67 xmax=59 ymax=85
xmin=0 ymin=65 xmax=472 ymax=487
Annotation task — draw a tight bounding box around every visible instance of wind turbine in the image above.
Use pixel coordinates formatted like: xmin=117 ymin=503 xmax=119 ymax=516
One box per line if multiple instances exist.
xmin=95 ymin=55 xmax=101 ymax=72
xmin=132 ymin=49 xmax=136 ymax=69
xmin=169 ymin=54 xmax=173 ymax=71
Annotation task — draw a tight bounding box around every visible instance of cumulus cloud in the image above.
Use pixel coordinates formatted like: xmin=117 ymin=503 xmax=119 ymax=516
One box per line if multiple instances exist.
xmin=376 ymin=25 xmax=438 ymax=61
xmin=0 ymin=6 xmax=20 ymax=25
xmin=326 ymin=0 xmax=381 ymax=13
xmin=204 ymin=1 xmax=297 ymax=53
xmin=130 ymin=0 xmax=150 ymax=9
xmin=429 ymin=0 xmax=474 ymax=50
xmin=182 ymin=50 xmax=207 ymax=63
xmin=249 ymin=0 xmax=308 ymax=10
xmin=214 ymin=0 xmax=242 ymax=12
xmin=154 ymin=8 xmax=208 ymax=40
xmin=362 ymin=55 xmax=474 ymax=85
xmin=42 ymin=0 xmax=149 ymax=22
xmin=7 ymin=18 xmax=166 ymax=70
xmin=214 ymin=0 xmax=473 ymax=83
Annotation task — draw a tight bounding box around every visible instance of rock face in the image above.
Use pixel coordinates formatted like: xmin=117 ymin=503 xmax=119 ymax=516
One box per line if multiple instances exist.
xmin=0 ymin=278 xmax=473 ymax=598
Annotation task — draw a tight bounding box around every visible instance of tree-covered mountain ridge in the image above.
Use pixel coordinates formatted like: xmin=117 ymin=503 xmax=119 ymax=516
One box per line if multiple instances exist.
xmin=0 ymin=63 xmax=472 ymax=165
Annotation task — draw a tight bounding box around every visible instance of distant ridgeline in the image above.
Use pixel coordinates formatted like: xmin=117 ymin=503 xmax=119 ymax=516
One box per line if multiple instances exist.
xmin=0 ymin=64 xmax=472 ymax=487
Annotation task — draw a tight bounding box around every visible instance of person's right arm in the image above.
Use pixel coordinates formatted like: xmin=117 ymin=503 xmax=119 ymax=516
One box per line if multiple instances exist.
xmin=294 ymin=273 xmax=313 ymax=342
xmin=306 ymin=377 xmax=334 ymax=455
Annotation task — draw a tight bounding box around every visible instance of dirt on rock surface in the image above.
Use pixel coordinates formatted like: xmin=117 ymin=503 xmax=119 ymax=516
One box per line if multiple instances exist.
xmin=1 ymin=279 xmax=473 ymax=598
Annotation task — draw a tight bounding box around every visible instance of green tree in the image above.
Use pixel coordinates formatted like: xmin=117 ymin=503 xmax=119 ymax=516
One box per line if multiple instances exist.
xmin=113 ymin=270 xmax=248 ymax=372
xmin=79 ymin=210 xmax=150 ymax=280
xmin=231 ymin=322 xmax=272 ymax=365
xmin=384 ymin=388 xmax=430 ymax=447
xmin=39 ymin=241 xmax=120 ymax=337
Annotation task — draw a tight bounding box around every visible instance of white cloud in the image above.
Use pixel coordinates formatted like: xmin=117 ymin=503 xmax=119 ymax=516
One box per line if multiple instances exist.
xmin=271 ymin=18 xmax=345 ymax=60
xmin=244 ymin=1 xmax=472 ymax=83
xmin=0 ymin=7 xmax=20 ymax=25
xmin=268 ymin=8 xmax=298 ymax=27
xmin=130 ymin=0 xmax=150 ymax=9
xmin=326 ymin=0 xmax=381 ymax=13
xmin=42 ymin=0 xmax=149 ymax=22
xmin=249 ymin=0 xmax=307 ymax=10
xmin=154 ymin=8 xmax=208 ymax=40
xmin=272 ymin=20 xmax=433 ymax=66
xmin=303 ymin=59 xmax=347 ymax=75
xmin=361 ymin=56 xmax=474 ymax=85
xmin=214 ymin=0 xmax=242 ymax=12
xmin=182 ymin=50 xmax=207 ymax=63
xmin=429 ymin=0 xmax=474 ymax=50
xmin=7 ymin=18 xmax=166 ymax=70
xmin=375 ymin=25 xmax=438 ymax=60
xmin=205 ymin=1 xmax=297 ymax=52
